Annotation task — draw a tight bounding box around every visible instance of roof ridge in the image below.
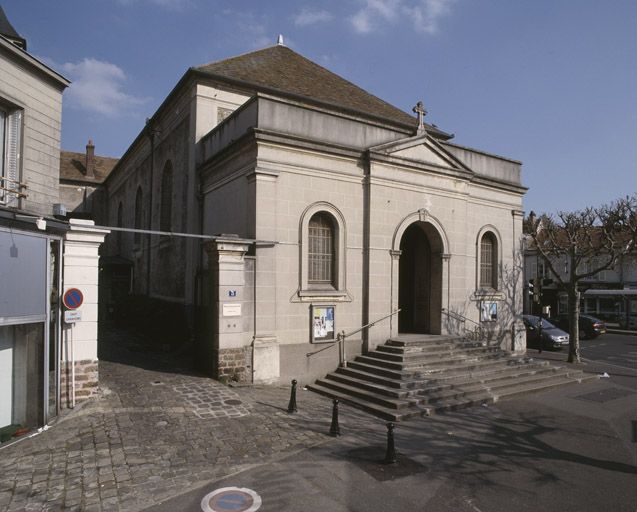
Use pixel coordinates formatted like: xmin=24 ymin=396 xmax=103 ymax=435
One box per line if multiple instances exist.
xmin=195 ymin=43 xmax=283 ymax=70
xmin=193 ymin=44 xmax=455 ymax=137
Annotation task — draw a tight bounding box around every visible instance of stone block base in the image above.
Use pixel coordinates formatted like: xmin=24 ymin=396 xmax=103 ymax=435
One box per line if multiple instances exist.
xmin=215 ymin=347 xmax=251 ymax=383
xmin=60 ymin=359 xmax=99 ymax=407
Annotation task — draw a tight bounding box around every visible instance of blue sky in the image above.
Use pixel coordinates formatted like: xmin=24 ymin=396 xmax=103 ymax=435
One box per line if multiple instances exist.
xmin=2 ymin=0 xmax=636 ymax=215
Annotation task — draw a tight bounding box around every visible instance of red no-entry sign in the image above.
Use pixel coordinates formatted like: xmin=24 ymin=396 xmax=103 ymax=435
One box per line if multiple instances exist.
xmin=63 ymin=288 xmax=84 ymax=309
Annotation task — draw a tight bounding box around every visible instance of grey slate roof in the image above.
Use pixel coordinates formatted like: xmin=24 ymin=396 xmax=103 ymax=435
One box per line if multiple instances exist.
xmin=0 ymin=6 xmax=26 ymax=50
xmin=195 ymin=45 xmax=452 ymax=139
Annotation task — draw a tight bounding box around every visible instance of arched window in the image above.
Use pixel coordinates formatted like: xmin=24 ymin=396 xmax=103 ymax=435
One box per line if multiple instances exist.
xmin=134 ymin=186 xmax=143 ymax=247
xmin=479 ymin=232 xmax=498 ymax=289
xmin=308 ymin=213 xmax=335 ymax=286
xmin=116 ymin=201 xmax=123 ymax=251
xmin=160 ymin=161 xmax=173 ymax=232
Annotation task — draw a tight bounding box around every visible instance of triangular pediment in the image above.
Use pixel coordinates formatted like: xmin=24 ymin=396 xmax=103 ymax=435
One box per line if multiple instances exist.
xmin=370 ymin=134 xmax=471 ymax=172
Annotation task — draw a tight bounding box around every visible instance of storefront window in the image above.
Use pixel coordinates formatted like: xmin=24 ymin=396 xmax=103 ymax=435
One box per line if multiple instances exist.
xmin=0 ymin=323 xmax=44 ymax=442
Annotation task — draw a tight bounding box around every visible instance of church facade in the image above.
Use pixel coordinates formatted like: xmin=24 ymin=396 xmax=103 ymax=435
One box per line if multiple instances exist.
xmin=103 ymin=43 xmax=526 ymax=385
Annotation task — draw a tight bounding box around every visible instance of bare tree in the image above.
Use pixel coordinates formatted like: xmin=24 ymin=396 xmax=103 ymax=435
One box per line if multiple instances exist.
xmin=526 ymin=195 xmax=637 ymax=363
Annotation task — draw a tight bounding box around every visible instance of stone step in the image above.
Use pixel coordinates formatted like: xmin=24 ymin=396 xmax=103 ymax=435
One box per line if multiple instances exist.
xmin=417 ymin=369 xmax=577 ymax=405
xmin=346 ymin=360 xmax=411 ymax=380
xmin=386 ymin=335 xmax=466 ymax=348
xmin=425 ymin=361 xmax=555 ymax=388
xmin=355 ymin=352 xmax=506 ymax=372
xmin=373 ymin=344 xmax=499 ymax=361
xmin=308 ymin=333 xmax=596 ymax=421
xmin=313 ymin=378 xmax=415 ymax=410
xmin=325 ymin=372 xmax=424 ymax=399
xmin=305 ymin=383 xmax=425 ymax=421
xmin=405 ymin=355 xmax=537 ymax=378
xmin=310 ymin=372 xmax=596 ymax=421
xmin=334 ymin=361 xmax=567 ymax=401
xmin=376 ymin=339 xmax=488 ymax=353
xmin=426 ymin=373 xmax=596 ymax=414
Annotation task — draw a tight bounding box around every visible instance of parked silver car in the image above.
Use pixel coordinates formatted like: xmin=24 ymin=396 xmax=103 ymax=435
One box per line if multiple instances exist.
xmin=522 ymin=315 xmax=570 ymax=350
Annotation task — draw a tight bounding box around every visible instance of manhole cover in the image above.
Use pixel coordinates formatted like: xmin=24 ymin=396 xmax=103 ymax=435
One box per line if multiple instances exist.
xmin=201 ymin=487 xmax=261 ymax=512
xmin=575 ymin=387 xmax=636 ymax=403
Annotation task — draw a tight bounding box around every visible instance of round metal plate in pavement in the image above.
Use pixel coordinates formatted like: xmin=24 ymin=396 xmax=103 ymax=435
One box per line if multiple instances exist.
xmin=201 ymin=487 xmax=262 ymax=512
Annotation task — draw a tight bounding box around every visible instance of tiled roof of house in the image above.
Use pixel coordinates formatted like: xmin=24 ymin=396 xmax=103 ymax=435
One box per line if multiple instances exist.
xmin=195 ymin=45 xmax=452 ymax=139
xmin=60 ymin=149 xmax=119 ymax=185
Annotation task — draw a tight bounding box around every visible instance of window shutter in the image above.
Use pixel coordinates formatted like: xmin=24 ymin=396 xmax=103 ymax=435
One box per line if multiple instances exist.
xmin=5 ymin=110 xmax=22 ymax=207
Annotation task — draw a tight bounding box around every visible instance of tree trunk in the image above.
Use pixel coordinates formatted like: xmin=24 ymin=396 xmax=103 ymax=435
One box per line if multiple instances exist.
xmin=567 ymin=287 xmax=581 ymax=363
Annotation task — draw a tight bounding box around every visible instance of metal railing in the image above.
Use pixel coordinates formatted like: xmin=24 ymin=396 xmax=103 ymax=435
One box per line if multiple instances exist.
xmin=0 ymin=176 xmax=28 ymax=199
xmin=306 ymin=309 xmax=401 ymax=367
xmin=441 ymin=308 xmax=484 ymax=342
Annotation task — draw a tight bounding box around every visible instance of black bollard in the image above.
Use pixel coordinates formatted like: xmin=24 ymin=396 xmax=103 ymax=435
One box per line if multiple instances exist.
xmin=287 ymin=379 xmax=298 ymax=413
xmin=329 ymin=399 xmax=341 ymax=437
xmin=384 ymin=422 xmax=397 ymax=464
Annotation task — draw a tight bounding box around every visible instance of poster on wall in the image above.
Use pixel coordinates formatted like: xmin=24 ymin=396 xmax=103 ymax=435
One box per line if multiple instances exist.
xmin=311 ymin=305 xmax=335 ymax=343
xmin=481 ymin=301 xmax=498 ymax=322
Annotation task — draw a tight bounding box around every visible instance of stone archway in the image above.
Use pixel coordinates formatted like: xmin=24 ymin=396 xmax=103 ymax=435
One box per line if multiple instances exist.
xmin=398 ymin=221 xmax=444 ymax=334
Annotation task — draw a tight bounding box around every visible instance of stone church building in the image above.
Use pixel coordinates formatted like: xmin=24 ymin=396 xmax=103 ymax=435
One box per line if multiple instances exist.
xmin=102 ymin=41 xmax=526 ymax=385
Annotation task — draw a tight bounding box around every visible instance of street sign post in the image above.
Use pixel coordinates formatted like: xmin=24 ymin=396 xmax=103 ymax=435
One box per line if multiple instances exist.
xmin=63 ymin=288 xmax=84 ymax=310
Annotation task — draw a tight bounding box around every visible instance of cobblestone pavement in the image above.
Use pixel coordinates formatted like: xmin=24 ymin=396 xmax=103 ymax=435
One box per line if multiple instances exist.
xmin=0 ymin=329 xmax=356 ymax=512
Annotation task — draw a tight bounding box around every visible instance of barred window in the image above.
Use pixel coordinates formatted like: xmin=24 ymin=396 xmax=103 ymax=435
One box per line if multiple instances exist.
xmin=308 ymin=213 xmax=335 ymax=286
xmin=480 ymin=232 xmax=497 ymax=289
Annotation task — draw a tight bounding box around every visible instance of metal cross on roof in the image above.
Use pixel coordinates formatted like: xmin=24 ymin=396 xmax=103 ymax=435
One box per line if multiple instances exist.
xmin=413 ymin=101 xmax=428 ymax=134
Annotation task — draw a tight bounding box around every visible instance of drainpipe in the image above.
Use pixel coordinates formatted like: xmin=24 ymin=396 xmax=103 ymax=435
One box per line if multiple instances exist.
xmin=362 ymin=150 xmax=371 ymax=354
xmin=145 ymin=120 xmax=158 ymax=295
xmin=251 ymin=250 xmax=257 ymax=383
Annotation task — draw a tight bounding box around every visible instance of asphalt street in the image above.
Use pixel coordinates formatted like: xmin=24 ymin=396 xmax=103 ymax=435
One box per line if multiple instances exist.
xmin=580 ymin=332 xmax=637 ymax=371
xmin=2 ymin=328 xmax=636 ymax=512
xmin=149 ymin=352 xmax=637 ymax=512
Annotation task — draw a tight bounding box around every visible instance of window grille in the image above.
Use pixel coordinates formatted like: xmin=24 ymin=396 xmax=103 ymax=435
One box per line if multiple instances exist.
xmin=480 ymin=233 xmax=496 ymax=289
xmin=308 ymin=213 xmax=334 ymax=285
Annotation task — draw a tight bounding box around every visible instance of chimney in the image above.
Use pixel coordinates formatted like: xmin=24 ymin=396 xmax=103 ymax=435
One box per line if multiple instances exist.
xmin=85 ymin=139 xmax=95 ymax=178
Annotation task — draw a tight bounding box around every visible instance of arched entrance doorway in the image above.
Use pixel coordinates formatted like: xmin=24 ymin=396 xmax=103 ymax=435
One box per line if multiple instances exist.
xmin=398 ymin=221 xmax=443 ymax=334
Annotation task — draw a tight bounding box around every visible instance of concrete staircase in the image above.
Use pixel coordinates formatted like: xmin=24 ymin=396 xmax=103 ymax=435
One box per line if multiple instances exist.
xmin=307 ymin=334 xmax=595 ymax=421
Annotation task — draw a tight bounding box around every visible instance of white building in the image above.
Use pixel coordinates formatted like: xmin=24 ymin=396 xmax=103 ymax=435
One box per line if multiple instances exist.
xmin=103 ymin=42 xmax=527 ymax=385
xmin=0 ymin=8 xmax=106 ymax=441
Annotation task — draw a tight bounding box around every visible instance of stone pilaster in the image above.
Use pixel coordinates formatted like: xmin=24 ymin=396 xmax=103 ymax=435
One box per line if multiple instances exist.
xmin=204 ymin=237 xmax=252 ymax=382
xmin=62 ymin=219 xmax=108 ymax=406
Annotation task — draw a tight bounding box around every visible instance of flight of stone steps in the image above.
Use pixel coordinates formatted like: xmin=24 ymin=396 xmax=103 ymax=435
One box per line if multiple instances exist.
xmin=307 ymin=334 xmax=595 ymax=421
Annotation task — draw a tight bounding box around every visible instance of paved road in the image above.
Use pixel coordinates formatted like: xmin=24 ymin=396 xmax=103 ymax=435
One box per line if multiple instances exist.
xmin=2 ymin=328 xmax=636 ymax=512
xmin=580 ymin=333 xmax=637 ymax=370
xmin=151 ymin=379 xmax=637 ymax=512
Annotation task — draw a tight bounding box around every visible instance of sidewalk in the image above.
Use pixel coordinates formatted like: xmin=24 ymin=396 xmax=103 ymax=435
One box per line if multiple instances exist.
xmin=1 ymin=330 xmax=636 ymax=511
xmin=0 ymin=330 xmax=347 ymax=512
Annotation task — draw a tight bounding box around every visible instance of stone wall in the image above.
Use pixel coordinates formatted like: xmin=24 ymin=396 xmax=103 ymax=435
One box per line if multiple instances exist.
xmin=215 ymin=347 xmax=252 ymax=383
xmin=60 ymin=359 xmax=98 ymax=406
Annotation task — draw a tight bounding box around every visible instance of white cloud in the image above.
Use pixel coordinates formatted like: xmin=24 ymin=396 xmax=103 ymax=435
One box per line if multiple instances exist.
xmin=61 ymin=58 xmax=148 ymax=118
xmin=350 ymin=0 xmax=455 ymax=35
xmin=406 ymin=0 xmax=455 ymax=34
xmin=292 ymin=8 xmax=334 ymax=27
